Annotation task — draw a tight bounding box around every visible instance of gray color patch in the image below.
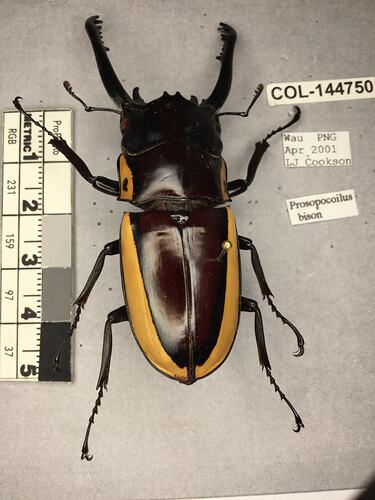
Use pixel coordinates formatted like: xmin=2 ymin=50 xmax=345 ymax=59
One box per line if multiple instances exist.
xmin=42 ymin=267 xmax=71 ymax=322
xmin=42 ymin=214 xmax=71 ymax=268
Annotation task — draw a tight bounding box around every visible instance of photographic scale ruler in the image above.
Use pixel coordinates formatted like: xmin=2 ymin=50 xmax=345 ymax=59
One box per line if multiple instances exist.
xmin=0 ymin=109 xmax=72 ymax=381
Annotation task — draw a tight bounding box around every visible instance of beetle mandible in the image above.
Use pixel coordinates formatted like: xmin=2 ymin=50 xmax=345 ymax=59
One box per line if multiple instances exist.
xmin=14 ymin=15 xmax=305 ymax=460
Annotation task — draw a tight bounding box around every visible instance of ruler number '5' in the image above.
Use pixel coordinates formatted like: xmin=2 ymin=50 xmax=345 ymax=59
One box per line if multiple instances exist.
xmin=20 ymin=364 xmax=37 ymax=377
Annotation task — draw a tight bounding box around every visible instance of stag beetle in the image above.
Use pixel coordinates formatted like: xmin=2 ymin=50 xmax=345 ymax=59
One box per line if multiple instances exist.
xmin=14 ymin=15 xmax=305 ymax=460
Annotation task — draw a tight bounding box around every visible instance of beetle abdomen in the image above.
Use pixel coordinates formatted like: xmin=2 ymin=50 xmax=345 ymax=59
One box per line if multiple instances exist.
xmin=120 ymin=207 xmax=240 ymax=384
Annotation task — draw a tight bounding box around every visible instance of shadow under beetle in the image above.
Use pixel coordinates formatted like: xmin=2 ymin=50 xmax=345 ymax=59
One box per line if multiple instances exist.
xmin=14 ymin=15 xmax=305 ymax=460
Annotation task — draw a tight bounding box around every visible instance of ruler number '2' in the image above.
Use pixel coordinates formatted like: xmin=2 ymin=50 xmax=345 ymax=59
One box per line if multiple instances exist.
xmin=22 ymin=199 xmax=38 ymax=212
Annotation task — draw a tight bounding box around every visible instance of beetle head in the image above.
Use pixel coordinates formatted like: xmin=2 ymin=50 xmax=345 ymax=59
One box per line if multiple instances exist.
xmin=120 ymin=91 xmax=223 ymax=157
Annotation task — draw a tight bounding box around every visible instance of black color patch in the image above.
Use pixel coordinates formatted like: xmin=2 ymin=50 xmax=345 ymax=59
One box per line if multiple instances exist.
xmin=39 ymin=322 xmax=71 ymax=381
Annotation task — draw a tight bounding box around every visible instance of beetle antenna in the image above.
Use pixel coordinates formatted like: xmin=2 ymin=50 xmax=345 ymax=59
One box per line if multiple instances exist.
xmin=81 ymin=386 xmax=105 ymax=461
xmin=13 ymin=97 xmax=59 ymax=139
xmin=53 ymin=304 xmax=82 ymax=372
xmin=63 ymin=81 xmax=121 ymax=114
xmin=264 ymin=106 xmax=301 ymax=140
xmin=217 ymin=83 xmax=264 ymax=117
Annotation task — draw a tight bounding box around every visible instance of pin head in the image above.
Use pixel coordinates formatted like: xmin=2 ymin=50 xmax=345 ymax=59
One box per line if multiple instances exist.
xmin=217 ymin=240 xmax=232 ymax=261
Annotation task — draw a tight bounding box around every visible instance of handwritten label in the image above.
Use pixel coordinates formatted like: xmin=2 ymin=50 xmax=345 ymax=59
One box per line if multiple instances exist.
xmin=282 ymin=131 xmax=352 ymax=168
xmin=267 ymin=77 xmax=375 ymax=106
xmin=286 ymin=189 xmax=358 ymax=225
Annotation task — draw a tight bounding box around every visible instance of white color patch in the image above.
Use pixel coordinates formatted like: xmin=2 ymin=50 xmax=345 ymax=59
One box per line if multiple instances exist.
xmin=44 ymin=162 xmax=71 ymax=214
xmin=267 ymin=77 xmax=375 ymax=106
xmin=286 ymin=189 xmax=358 ymax=225
xmin=282 ymin=131 xmax=352 ymax=168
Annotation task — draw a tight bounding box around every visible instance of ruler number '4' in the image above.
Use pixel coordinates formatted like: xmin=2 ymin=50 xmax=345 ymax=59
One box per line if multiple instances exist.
xmin=21 ymin=307 xmax=37 ymax=320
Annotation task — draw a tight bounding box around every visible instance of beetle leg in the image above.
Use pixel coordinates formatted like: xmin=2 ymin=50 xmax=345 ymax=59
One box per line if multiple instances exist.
xmin=13 ymin=97 xmax=120 ymax=195
xmin=240 ymin=297 xmax=304 ymax=433
xmin=228 ymin=140 xmax=270 ymax=196
xmin=238 ymin=236 xmax=304 ymax=357
xmin=96 ymin=306 xmax=128 ymax=390
xmin=53 ymin=240 xmax=120 ymax=372
xmin=75 ymin=240 xmax=120 ymax=307
xmin=228 ymin=106 xmax=301 ymax=197
xmin=81 ymin=306 xmax=128 ymax=461
xmin=48 ymin=138 xmax=119 ymax=196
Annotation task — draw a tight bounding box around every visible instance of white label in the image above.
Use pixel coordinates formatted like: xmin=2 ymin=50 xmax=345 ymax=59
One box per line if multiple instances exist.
xmin=1 ymin=109 xmax=72 ymax=380
xmin=267 ymin=77 xmax=375 ymax=106
xmin=286 ymin=189 xmax=358 ymax=225
xmin=282 ymin=131 xmax=352 ymax=168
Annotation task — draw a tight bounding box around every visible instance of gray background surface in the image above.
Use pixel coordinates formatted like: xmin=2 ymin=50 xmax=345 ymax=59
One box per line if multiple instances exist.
xmin=0 ymin=0 xmax=374 ymax=499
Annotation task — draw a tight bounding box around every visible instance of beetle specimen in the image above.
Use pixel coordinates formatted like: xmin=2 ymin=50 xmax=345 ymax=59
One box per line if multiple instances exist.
xmin=14 ymin=16 xmax=305 ymax=460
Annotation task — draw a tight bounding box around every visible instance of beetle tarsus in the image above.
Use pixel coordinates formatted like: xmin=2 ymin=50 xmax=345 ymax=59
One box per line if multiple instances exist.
xmin=266 ymin=295 xmax=305 ymax=357
xmin=13 ymin=97 xmax=59 ymax=140
xmin=81 ymin=385 xmax=105 ymax=461
xmin=264 ymin=106 xmax=301 ymax=141
xmin=265 ymin=367 xmax=305 ymax=433
xmin=293 ymin=418 xmax=304 ymax=433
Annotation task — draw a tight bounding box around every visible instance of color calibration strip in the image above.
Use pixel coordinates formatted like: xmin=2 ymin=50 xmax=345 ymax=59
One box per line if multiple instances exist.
xmin=1 ymin=110 xmax=72 ymax=381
